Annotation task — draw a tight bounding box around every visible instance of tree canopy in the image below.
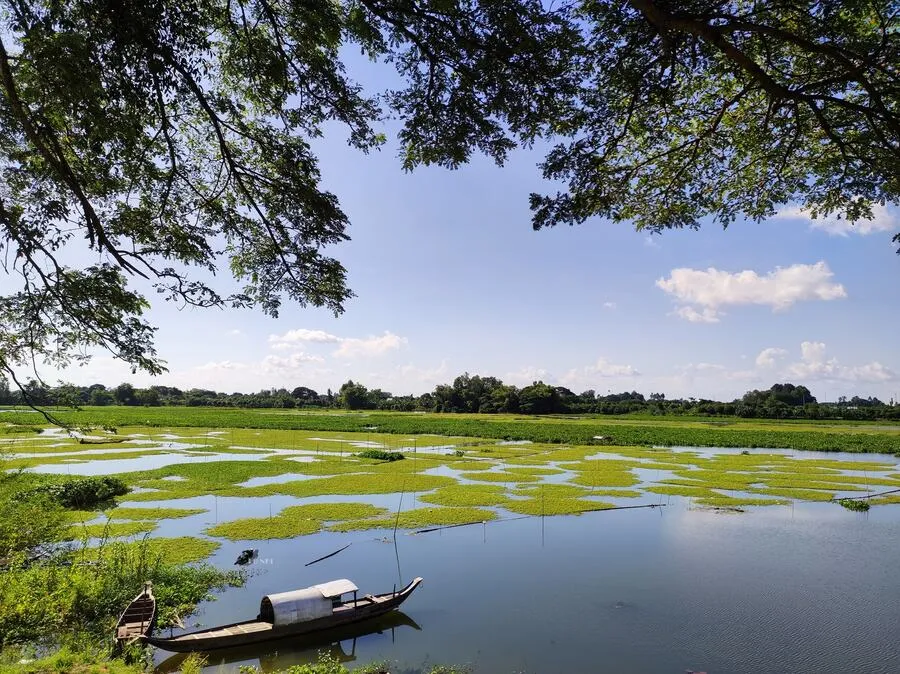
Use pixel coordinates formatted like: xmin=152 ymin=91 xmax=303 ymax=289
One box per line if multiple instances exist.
xmin=0 ymin=0 xmax=897 ymax=389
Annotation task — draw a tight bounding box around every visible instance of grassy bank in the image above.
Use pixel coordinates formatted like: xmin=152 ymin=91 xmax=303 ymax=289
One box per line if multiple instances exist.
xmin=2 ymin=408 xmax=899 ymax=453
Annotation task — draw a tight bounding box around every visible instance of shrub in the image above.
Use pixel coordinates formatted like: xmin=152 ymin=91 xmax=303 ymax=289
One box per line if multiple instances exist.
xmin=26 ymin=477 xmax=130 ymax=509
xmin=355 ymin=449 xmax=404 ymax=462
xmin=838 ymin=498 xmax=870 ymax=512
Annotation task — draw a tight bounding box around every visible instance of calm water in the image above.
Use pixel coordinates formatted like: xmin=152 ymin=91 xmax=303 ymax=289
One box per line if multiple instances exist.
xmin=151 ymin=498 xmax=900 ymax=674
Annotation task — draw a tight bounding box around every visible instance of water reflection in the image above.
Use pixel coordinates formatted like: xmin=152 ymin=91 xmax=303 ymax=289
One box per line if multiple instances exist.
xmin=154 ymin=611 xmax=422 ymax=673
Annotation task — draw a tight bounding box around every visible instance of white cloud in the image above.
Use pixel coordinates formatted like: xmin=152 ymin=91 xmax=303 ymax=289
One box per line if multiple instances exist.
xmin=559 ymin=358 xmax=639 ymax=391
xmin=226 ymin=329 xmax=243 ymax=337
xmin=775 ymin=203 xmax=898 ymax=236
xmin=268 ymin=328 xmax=341 ymax=349
xmin=658 ymin=261 xmax=846 ymax=321
xmin=755 ymin=347 xmax=788 ymax=368
xmin=504 ymin=366 xmax=551 ymax=386
xmin=602 ymin=301 xmax=617 ymax=310
xmin=786 ymin=341 xmax=896 ymax=383
xmin=260 ymin=353 xmax=324 ymax=372
xmin=333 ymin=332 xmax=407 ymax=359
xmin=268 ymin=328 xmax=407 ymax=359
xmin=196 ymin=360 xmax=248 ymax=372
xmin=673 ymin=306 xmax=721 ymax=323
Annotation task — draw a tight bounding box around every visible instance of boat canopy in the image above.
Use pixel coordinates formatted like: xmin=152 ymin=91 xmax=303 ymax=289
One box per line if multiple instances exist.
xmin=259 ymin=579 xmax=358 ymax=626
xmin=312 ymin=579 xmax=358 ymax=598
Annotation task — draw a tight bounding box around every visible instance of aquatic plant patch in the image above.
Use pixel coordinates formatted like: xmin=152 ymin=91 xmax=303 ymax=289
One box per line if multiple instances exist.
xmin=229 ymin=472 xmax=455 ymax=498
xmin=66 ymin=520 xmax=158 ymax=539
xmin=205 ymin=503 xmax=388 ymax=540
xmin=502 ymin=497 xmax=615 ymax=516
xmin=105 ymin=507 xmax=207 ymax=520
xmin=329 ymin=506 xmax=498 ymax=532
xmin=418 ymin=484 xmax=511 ymax=507
xmin=458 ymin=471 xmax=539 ymax=483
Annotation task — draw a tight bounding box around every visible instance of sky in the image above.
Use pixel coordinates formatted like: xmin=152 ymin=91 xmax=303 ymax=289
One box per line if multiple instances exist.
xmin=11 ymin=55 xmax=900 ymax=404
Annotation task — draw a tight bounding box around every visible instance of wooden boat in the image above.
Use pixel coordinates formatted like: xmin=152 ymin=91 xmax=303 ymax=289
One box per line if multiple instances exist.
xmin=145 ymin=576 xmax=423 ymax=653
xmin=116 ymin=582 xmax=157 ymax=645
xmin=154 ymin=610 xmax=422 ymax=673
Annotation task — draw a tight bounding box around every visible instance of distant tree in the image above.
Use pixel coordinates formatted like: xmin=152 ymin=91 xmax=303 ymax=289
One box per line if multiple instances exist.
xmin=89 ymin=388 xmax=113 ymax=406
xmin=135 ymin=388 xmax=161 ymax=407
xmin=114 ymin=382 xmax=137 ymax=406
xmin=338 ymin=380 xmax=371 ymax=410
xmin=291 ymin=387 xmax=320 ymax=406
xmin=519 ymin=381 xmax=560 ymax=415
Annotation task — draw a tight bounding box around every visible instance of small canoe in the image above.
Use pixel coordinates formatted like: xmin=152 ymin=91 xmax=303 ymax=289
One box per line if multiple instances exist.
xmin=145 ymin=576 xmax=422 ymax=653
xmin=154 ymin=610 xmax=422 ymax=673
xmin=116 ymin=582 xmax=157 ymax=644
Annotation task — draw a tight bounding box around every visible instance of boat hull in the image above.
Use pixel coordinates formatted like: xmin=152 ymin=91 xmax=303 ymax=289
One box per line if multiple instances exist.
xmin=146 ymin=577 xmax=422 ymax=653
xmin=115 ymin=584 xmax=157 ymax=646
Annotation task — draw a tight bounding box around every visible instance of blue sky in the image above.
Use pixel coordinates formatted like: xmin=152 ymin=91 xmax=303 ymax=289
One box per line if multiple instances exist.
xmin=20 ymin=54 xmax=900 ymax=403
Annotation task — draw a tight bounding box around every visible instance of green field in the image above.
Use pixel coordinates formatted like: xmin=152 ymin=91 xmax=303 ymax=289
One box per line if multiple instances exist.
xmin=3 ymin=406 xmax=900 ymax=453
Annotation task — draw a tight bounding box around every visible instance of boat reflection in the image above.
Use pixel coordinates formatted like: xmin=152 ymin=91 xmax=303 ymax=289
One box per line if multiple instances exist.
xmin=154 ymin=611 xmax=422 ymax=673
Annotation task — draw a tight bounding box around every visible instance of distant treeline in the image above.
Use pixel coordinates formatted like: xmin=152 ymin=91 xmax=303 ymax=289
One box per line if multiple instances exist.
xmin=2 ymin=375 xmax=898 ymax=421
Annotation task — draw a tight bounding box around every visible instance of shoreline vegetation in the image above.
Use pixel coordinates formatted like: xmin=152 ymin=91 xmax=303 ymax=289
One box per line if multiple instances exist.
xmin=1 ymin=407 xmax=898 ymax=672
xmin=2 ymin=407 xmax=900 ymax=454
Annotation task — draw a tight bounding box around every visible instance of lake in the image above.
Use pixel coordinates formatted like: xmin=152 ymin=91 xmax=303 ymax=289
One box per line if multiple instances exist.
xmin=152 ymin=496 xmax=900 ymax=674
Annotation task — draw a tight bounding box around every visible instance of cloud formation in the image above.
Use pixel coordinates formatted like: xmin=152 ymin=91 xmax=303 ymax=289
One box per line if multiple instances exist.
xmin=333 ymin=332 xmax=408 ymax=358
xmin=261 ymin=353 xmax=324 ymax=372
xmin=755 ymin=347 xmax=788 ymax=368
xmin=775 ymin=203 xmax=898 ymax=236
xmin=268 ymin=329 xmax=340 ymax=349
xmin=658 ymin=261 xmax=847 ymax=322
xmin=786 ymin=341 xmax=896 ymax=383
xmin=268 ymin=328 xmax=407 ymax=359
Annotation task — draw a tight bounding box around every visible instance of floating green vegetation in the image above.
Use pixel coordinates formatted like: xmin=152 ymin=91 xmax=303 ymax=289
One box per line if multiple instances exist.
xmin=748 ymin=487 xmax=836 ymax=501
xmin=696 ymin=496 xmax=790 ymax=508
xmin=106 ymin=506 xmax=207 ymax=520
xmin=838 ymin=498 xmax=870 ymax=512
xmin=503 ymin=498 xmax=614 ymax=516
xmin=330 ymin=506 xmax=497 ymax=531
xmin=646 ymin=485 xmax=717 ymax=499
xmin=205 ymin=503 xmax=388 ymax=540
xmin=78 ymin=536 xmax=221 ymax=564
xmin=356 ymin=449 xmax=405 ymax=461
xmin=458 ymin=471 xmax=539 ymax=483
xmin=568 ymin=465 xmax=640 ymax=488
xmin=67 ymin=520 xmax=157 ymax=539
xmin=442 ymin=459 xmax=494 ymax=471
xmin=870 ymin=495 xmax=900 ymax=505
xmin=503 ymin=466 xmax=563 ymax=476
xmin=232 ymin=472 xmax=454 ymax=498
xmin=513 ymin=484 xmax=589 ymax=498
xmin=419 ymin=484 xmax=510 ymax=507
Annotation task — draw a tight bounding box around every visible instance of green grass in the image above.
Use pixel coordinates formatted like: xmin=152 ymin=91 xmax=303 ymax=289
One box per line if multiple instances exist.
xmin=695 ymin=496 xmax=791 ymax=508
xmin=205 ymin=503 xmax=388 ymax=540
xmin=418 ymin=484 xmax=511 ymax=507
xmin=329 ymin=506 xmax=497 ymax=531
xmin=102 ymin=506 xmax=206 ymax=520
xmin=4 ymin=407 xmax=899 ymax=453
xmin=502 ymin=498 xmax=614 ymax=516
xmin=646 ymin=485 xmax=718 ymax=498
xmin=748 ymin=487 xmax=837 ymax=501
xmin=0 ymin=646 xmax=142 ymax=674
xmin=458 ymin=471 xmax=539 ymax=483
xmin=65 ymin=521 xmax=157 ymax=539
xmin=79 ymin=537 xmax=221 ymax=564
